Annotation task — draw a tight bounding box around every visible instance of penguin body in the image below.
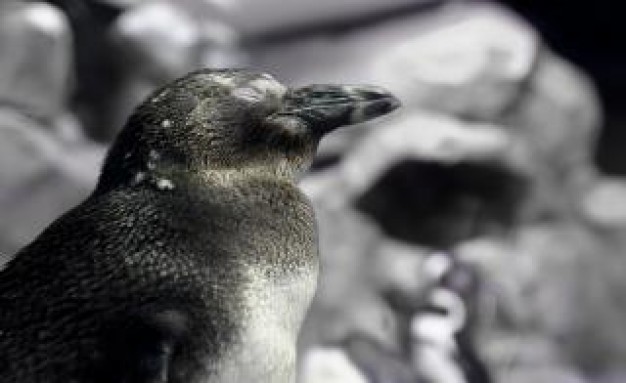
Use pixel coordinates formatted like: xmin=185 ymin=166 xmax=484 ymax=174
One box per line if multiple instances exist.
xmin=0 ymin=69 xmax=399 ymax=383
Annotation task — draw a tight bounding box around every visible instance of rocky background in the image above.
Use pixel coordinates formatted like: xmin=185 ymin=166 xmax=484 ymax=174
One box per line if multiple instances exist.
xmin=1 ymin=1 xmax=626 ymax=382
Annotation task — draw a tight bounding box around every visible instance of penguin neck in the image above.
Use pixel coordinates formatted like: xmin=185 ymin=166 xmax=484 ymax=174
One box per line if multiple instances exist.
xmin=199 ymin=161 xmax=304 ymax=188
xmin=95 ymin=161 xmax=305 ymax=198
xmin=95 ymin=137 xmax=314 ymax=195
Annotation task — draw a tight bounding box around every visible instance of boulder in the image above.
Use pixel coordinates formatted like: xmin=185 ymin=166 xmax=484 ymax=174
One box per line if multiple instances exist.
xmin=0 ymin=1 xmax=73 ymax=122
xmin=0 ymin=108 xmax=104 ymax=264
xmin=371 ymin=5 xmax=540 ymax=121
xmin=501 ymin=50 xmax=602 ymax=183
xmin=0 ymin=2 xmax=104 ymax=264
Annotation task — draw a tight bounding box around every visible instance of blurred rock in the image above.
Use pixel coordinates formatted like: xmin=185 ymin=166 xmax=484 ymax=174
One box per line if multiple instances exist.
xmin=299 ymin=347 xmax=367 ymax=383
xmin=248 ymin=3 xmax=448 ymax=87
xmin=0 ymin=1 xmax=73 ymax=122
xmin=411 ymin=288 xmax=467 ymax=383
xmin=580 ymin=177 xmax=626 ymax=229
xmin=43 ymin=0 xmax=125 ymax=142
xmin=297 ymin=206 xmax=401 ymax=354
xmin=364 ymin=6 xmax=619 ymax=380
xmin=372 ymin=5 xmax=540 ymax=121
xmin=303 ymin=112 xmax=528 ymax=214
xmin=369 ymin=239 xmax=435 ymax=306
xmin=368 ymin=2 xmax=603 ymax=219
xmin=330 ymin=113 xmax=528 ymax=247
xmin=501 ymin=50 xmax=602 ymax=186
xmin=0 ymin=108 xmax=104 ymax=264
xmin=0 ymin=1 xmax=105 ymax=263
xmin=216 ymin=0 xmax=441 ymax=37
xmin=343 ymin=336 xmax=418 ymax=383
xmin=457 ymin=221 xmax=626 ymax=381
xmin=337 ymin=113 xmax=520 ymax=204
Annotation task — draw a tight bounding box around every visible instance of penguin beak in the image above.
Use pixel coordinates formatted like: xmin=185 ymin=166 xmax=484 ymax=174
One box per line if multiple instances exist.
xmin=277 ymin=84 xmax=401 ymax=135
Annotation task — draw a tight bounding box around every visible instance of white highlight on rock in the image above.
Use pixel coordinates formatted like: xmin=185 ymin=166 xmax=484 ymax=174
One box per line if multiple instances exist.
xmin=299 ymin=347 xmax=367 ymax=383
xmin=24 ymin=3 xmax=68 ymax=37
xmin=412 ymin=288 xmax=467 ymax=347
xmin=161 ymin=119 xmax=172 ymax=128
xmin=423 ymin=252 xmax=453 ymax=281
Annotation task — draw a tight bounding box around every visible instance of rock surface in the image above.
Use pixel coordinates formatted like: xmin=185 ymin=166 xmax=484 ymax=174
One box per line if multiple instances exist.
xmin=0 ymin=2 xmax=104 ymax=263
xmin=371 ymin=5 xmax=540 ymax=121
xmin=0 ymin=1 xmax=73 ymax=122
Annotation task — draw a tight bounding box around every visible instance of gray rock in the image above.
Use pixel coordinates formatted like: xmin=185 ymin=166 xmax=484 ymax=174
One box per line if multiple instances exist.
xmin=580 ymin=177 xmax=626 ymax=229
xmin=0 ymin=108 xmax=104 ymax=264
xmin=297 ymin=206 xmax=401 ymax=354
xmin=0 ymin=1 xmax=73 ymax=123
xmin=0 ymin=2 xmax=104 ymax=264
xmin=299 ymin=347 xmax=367 ymax=383
xmin=457 ymin=222 xmax=626 ymax=380
xmin=501 ymin=50 xmax=602 ymax=184
xmin=337 ymin=112 xmax=517 ymax=202
xmin=214 ymin=0 xmax=440 ymax=36
xmin=371 ymin=4 xmax=540 ymax=121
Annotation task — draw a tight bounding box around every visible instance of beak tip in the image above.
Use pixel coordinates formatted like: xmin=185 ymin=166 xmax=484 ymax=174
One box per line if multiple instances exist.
xmin=283 ymin=84 xmax=402 ymax=134
xmin=388 ymin=95 xmax=402 ymax=111
xmin=361 ymin=93 xmax=402 ymax=122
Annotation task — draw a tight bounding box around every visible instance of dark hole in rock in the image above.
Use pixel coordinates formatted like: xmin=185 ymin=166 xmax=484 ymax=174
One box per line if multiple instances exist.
xmin=354 ymin=160 xmax=527 ymax=248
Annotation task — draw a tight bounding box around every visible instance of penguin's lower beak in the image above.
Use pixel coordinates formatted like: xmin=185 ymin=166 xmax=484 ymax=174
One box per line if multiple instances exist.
xmin=278 ymin=84 xmax=401 ymax=136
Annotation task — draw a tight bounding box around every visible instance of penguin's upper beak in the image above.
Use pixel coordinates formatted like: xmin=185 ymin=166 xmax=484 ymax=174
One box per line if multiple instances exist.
xmin=276 ymin=84 xmax=401 ymax=135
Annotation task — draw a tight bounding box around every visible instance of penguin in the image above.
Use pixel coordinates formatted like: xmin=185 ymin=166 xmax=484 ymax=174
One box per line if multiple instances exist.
xmin=0 ymin=68 xmax=400 ymax=383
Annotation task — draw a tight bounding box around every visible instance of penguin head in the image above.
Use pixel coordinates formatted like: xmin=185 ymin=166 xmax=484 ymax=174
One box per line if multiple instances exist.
xmin=99 ymin=69 xmax=399 ymax=188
